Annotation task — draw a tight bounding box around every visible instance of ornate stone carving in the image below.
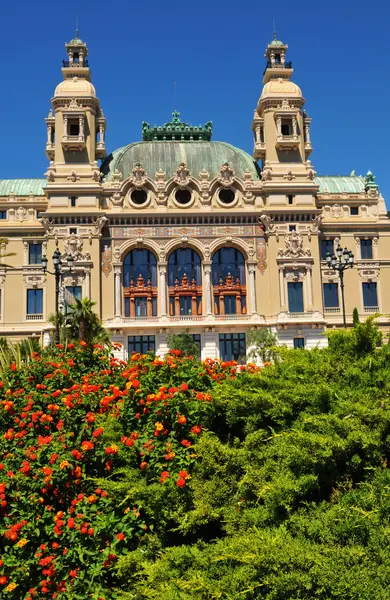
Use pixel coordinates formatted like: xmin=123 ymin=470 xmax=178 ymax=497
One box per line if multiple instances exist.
xmin=331 ymin=204 xmax=341 ymax=218
xmin=67 ymin=97 xmax=80 ymax=111
xmin=283 ymin=171 xmax=295 ymax=181
xmin=45 ymin=162 xmax=56 ymax=182
xmin=88 ymin=216 xmax=108 ymax=237
xmin=101 ymin=244 xmax=112 ymax=278
xmin=174 ymin=162 xmax=190 ymax=187
xmin=110 ymin=192 xmax=123 ymax=207
xmin=309 ymin=214 xmax=322 ymax=235
xmin=113 ymin=244 xmax=121 ymax=261
xmin=258 ymin=214 xmax=275 ymax=235
xmin=278 ymin=232 xmax=311 ymax=258
xmin=219 ymin=162 xmax=234 ymax=187
xmin=67 ymin=171 xmax=80 ymax=183
xmin=23 ymin=273 xmax=46 ymax=288
xmin=63 ymin=234 xmax=91 ymax=262
xmin=131 ymin=163 xmax=147 ymax=187
xmin=16 ymin=207 xmax=27 ymax=222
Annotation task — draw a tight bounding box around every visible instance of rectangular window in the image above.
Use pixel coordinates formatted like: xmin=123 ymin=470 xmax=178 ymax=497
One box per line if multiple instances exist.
xmin=224 ymin=295 xmax=237 ymax=315
xmin=69 ymin=228 xmax=77 ymax=235
xmin=362 ymin=282 xmax=378 ymax=308
xmin=219 ymin=333 xmax=246 ymax=362
xmin=69 ymin=121 xmax=80 ymax=136
xmin=281 ymin=122 xmax=291 ymax=136
xmin=288 ymin=194 xmax=294 ymax=205
xmin=323 ymin=283 xmax=339 ymax=308
xmin=0 ymin=211 xmax=7 ymax=220
xmin=350 ymin=206 xmax=359 ymax=215
xmin=27 ymin=289 xmax=43 ymax=315
xmin=192 ymin=334 xmax=201 ymax=357
xmin=28 ymin=243 xmax=42 ymax=265
xmin=65 ymin=286 xmax=82 ymax=314
xmin=361 ymin=239 xmax=373 ymax=260
xmin=289 ymin=225 xmax=296 ymax=232
xmin=135 ymin=297 xmax=148 ymax=317
xmin=293 ymin=338 xmax=305 ymax=349
xmin=71 ymin=197 xmax=77 ymax=208
xmin=320 ymin=239 xmax=334 ymax=259
xmin=128 ymin=335 xmax=155 ymax=355
xmin=180 ymin=296 xmax=193 ymax=315
xmin=36 ymin=211 xmax=42 ymax=219
xmin=288 ymin=282 xmax=304 ymax=313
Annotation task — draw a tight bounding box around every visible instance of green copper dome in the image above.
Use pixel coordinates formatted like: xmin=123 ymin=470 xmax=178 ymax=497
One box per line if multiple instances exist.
xmin=101 ymin=141 xmax=261 ymax=181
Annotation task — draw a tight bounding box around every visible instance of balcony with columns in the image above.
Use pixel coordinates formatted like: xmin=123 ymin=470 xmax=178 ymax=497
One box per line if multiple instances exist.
xmin=108 ymin=256 xmax=261 ymax=328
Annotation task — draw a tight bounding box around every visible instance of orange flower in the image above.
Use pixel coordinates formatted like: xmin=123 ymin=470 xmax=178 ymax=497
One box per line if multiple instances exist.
xmin=177 ymin=415 xmax=187 ymax=425
xmin=79 ymin=340 xmax=87 ymax=347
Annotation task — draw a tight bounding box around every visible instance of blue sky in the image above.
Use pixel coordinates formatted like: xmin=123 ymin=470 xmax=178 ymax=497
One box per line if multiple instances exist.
xmin=1 ymin=0 xmax=389 ymax=201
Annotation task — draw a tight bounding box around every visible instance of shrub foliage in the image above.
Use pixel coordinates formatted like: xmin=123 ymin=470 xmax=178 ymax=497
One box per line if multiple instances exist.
xmin=1 ymin=322 xmax=390 ymax=599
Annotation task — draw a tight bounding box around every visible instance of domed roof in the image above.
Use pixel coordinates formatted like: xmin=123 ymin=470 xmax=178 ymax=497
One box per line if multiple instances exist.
xmin=54 ymin=77 xmax=96 ymax=97
xmin=260 ymin=78 xmax=302 ymax=100
xmin=268 ymin=39 xmax=285 ymax=47
xmin=101 ymin=141 xmax=261 ymax=181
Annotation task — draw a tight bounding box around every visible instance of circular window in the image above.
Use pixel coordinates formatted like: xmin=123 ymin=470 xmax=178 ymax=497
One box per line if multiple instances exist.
xmin=130 ymin=189 xmax=148 ymax=205
xmin=175 ymin=188 xmax=192 ymax=205
xmin=218 ymin=188 xmax=236 ymax=205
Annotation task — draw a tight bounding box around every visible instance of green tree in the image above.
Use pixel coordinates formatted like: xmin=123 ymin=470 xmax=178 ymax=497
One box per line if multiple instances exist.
xmin=67 ymin=298 xmax=111 ymax=345
xmin=246 ymin=327 xmax=279 ymax=363
xmin=353 ymin=307 xmax=360 ymax=327
xmin=167 ymin=329 xmax=200 ymax=357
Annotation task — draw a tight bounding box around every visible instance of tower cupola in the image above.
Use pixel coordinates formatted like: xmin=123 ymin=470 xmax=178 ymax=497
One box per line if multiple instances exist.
xmin=63 ymin=31 xmax=90 ymax=80
xmin=263 ymin=33 xmax=293 ymax=84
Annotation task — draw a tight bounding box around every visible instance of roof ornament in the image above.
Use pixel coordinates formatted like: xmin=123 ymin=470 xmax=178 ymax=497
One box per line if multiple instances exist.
xmin=365 ymin=170 xmax=379 ymax=194
xmin=142 ymin=112 xmax=213 ymax=141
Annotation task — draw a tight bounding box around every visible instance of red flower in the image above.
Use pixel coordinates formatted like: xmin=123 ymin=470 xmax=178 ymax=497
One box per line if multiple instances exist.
xmin=0 ymin=576 xmax=7 ymax=585
xmin=79 ymin=340 xmax=87 ymax=347
xmin=67 ymin=343 xmax=74 ymax=349
xmin=81 ymin=440 xmax=94 ymax=451
xmin=92 ymin=427 xmax=104 ymax=438
xmin=180 ymin=382 xmax=189 ymax=391
xmin=71 ymin=449 xmax=82 ymax=461
xmin=160 ymin=470 xmax=170 ymax=483
xmin=177 ymin=477 xmax=186 ymax=488
xmin=116 ymin=532 xmax=125 ymax=541
xmin=191 ymin=425 xmax=202 ymax=435
xmin=11 ymin=363 xmax=17 ymax=371
xmin=140 ymin=461 xmax=148 ymax=471
xmin=179 ymin=470 xmax=189 ymax=479
xmin=177 ymin=415 xmax=187 ymax=425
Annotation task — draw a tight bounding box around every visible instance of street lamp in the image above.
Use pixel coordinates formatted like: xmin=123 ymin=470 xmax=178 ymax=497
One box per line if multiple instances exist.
xmin=325 ymin=244 xmax=354 ymax=328
xmin=42 ymin=250 xmax=74 ymax=344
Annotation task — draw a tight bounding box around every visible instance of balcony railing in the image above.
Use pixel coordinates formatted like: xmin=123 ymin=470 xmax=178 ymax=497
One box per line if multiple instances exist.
xmin=62 ymin=60 xmax=89 ymax=67
xmin=263 ymin=60 xmax=292 ymax=75
xmin=26 ymin=314 xmax=43 ymax=321
xmin=324 ymin=307 xmax=340 ymax=313
xmin=364 ymin=306 xmax=379 ymax=313
xmin=214 ymin=314 xmax=250 ymax=320
xmin=168 ymin=316 xmax=204 ymax=322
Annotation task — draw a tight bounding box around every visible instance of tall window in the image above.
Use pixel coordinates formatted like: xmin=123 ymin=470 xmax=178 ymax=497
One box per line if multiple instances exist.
xmin=128 ymin=335 xmax=155 ymax=355
xmin=29 ymin=243 xmax=42 ymax=265
xmin=212 ymin=248 xmax=246 ymax=315
xmin=362 ymin=282 xmax=378 ymax=308
xmin=293 ymin=338 xmax=305 ymax=349
xmin=361 ymin=239 xmax=373 ymax=260
xmin=219 ymin=333 xmax=246 ymax=362
xmin=123 ymin=249 xmax=157 ymax=287
xmin=123 ymin=249 xmax=157 ymax=318
xmin=27 ymin=289 xmax=43 ymax=316
xmin=288 ymin=282 xmax=304 ymax=313
xmin=323 ymin=283 xmax=339 ymax=308
xmin=0 ymin=211 xmax=7 ymax=220
xmin=65 ymin=285 xmax=82 ymax=314
xmin=168 ymin=249 xmax=202 ymax=316
xmin=320 ymin=239 xmax=334 ymax=260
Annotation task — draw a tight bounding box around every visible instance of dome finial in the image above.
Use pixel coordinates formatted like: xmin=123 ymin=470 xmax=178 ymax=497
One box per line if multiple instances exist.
xmin=273 ymin=17 xmax=277 ymax=41
xmin=76 ymin=16 xmax=79 ymax=39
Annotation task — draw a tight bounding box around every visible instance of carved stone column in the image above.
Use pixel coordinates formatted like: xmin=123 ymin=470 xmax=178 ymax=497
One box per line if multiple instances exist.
xmin=279 ymin=267 xmax=286 ymax=310
xmin=306 ymin=266 xmax=313 ymax=311
xmin=204 ymin=262 xmax=213 ymax=317
xmin=276 ymin=116 xmax=282 ymax=139
xmin=114 ymin=266 xmax=121 ymax=318
xmin=158 ymin=262 xmax=167 ymax=318
xmin=292 ymin=116 xmax=298 ymax=137
xmin=85 ymin=268 xmax=91 ymax=299
xmin=247 ymin=261 xmax=258 ymax=315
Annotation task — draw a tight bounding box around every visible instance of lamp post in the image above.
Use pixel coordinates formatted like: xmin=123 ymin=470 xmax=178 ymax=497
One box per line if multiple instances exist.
xmin=325 ymin=244 xmax=354 ymax=328
xmin=42 ymin=249 xmax=74 ymax=344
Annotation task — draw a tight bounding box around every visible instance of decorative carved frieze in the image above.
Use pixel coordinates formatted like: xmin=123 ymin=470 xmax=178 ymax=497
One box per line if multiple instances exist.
xmin=278 ymin=232 xmax=311 ymax=259
xmin=63 ymin=234 xmax=91 ymax=262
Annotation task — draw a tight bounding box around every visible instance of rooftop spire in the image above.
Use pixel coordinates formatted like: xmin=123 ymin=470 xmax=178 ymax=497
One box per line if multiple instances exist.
xmin=273 ymin=17 xmax=277 ymax=41
xmin=76 ymin=16 xmax=79 ymax=39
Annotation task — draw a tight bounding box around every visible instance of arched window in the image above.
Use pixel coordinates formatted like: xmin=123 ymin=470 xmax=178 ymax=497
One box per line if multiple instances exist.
xmin=212 ymin=248 xmax=246 ymax=315
xmin=168 ymin=248 xmax=202 ymax=316
xmin=123 ymin=249 xmax=157 ymax=318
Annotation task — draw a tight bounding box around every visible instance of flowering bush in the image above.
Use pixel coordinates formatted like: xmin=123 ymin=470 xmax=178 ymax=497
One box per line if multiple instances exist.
xmin=0 ymin=343 xmax=242 ymax=598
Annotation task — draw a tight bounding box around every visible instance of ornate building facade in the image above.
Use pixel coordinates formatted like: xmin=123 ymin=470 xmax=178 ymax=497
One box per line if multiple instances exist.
xmin=0 ymin=33 xmax=389 ymax=360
